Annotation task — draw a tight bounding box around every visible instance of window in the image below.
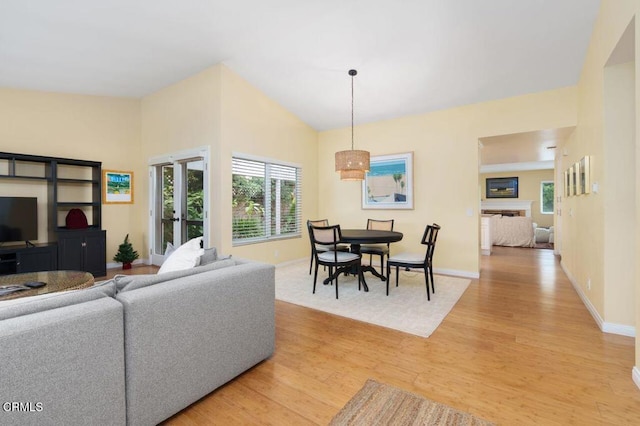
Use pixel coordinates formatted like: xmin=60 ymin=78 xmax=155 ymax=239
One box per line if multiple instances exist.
xmin=541 ymin=181 xmax=554 ymax=214
xmin=232 ymin=156 xmax=301 ymax=244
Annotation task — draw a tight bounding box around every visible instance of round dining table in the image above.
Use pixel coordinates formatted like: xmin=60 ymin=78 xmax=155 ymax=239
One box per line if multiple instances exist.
xmin=326 ymin=228 xmax=403 ymax=291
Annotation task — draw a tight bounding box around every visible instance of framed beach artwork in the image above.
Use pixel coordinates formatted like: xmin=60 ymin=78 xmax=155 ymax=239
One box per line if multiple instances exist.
xmin=362 ymin=152 xmax=413 ymax=209
xmin=103 ymin=170 xmax=134 ymax=204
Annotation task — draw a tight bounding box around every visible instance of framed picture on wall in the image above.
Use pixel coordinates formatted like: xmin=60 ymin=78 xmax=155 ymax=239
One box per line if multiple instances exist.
xmin=564 ymin=170 xmax=571 ymax=197
xmin=103 ymin=170 xmax=134 ymax=204
xmin=486 ymin=177 xmax=518 ymax=199
xmin=362 ymin=152 xmax=414 ymax=209
xmin=568 ymin=165 xmax=575 ymax=196
xmin=580 ymin=156 xmax=591 ymax=194
xmin=573 ymin=162 xmax=580 ymax=195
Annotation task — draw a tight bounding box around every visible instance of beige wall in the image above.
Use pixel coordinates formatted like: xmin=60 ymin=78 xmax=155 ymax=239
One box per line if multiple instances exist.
xmin=141 ymin=65 xmax=318 ymax=264
xmin=0 ymin=87 xmax=142 ymax=264
xmin=218 ymin=66 xmax=318 ymax=263
xmin=559 ymin=0 xmax=639 ymax=369
xmin=481 ymin=170 xmax=555 ymax=228
xmin=604 ymin=60 xmax=635 ymax=326
xmin=319 ymin=87 xmax=577 ymax=276
xmin=141 ymin=66 xmax=223 ymax=258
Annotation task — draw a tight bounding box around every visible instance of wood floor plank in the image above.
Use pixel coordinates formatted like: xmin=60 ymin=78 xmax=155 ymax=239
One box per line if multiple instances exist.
xmin=106 ymin=247 xmax=640 ymax=425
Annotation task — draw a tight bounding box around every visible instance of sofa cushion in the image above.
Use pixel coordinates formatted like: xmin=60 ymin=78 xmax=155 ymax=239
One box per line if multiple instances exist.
xmin=199 ymin=247 xmax=218 ymax=265
xmin=197 ymin=257 xmax=235 ymax=273
xmin=0 ymin=281 xmax=115 ymax=321
xmin=118 ymin=258 xmax=237 ymax=293
xmin=158 ymin=237 xmax=204 ymax=274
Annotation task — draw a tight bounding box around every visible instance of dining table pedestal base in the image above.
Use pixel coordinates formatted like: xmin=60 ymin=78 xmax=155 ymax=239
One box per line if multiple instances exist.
xmin=323 ymin=229 xmax=403 ymax=293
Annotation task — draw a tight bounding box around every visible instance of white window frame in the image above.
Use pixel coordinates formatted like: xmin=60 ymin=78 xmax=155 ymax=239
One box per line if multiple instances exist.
xmin=232 ymin=153 xmax=302 ymax=246
xmin=540 ymin=180 xmax=554 ymax=215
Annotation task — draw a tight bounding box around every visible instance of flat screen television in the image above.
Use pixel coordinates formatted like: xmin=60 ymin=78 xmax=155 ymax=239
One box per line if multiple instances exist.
xmin=0 ymin=197 xmax=38 ymax=244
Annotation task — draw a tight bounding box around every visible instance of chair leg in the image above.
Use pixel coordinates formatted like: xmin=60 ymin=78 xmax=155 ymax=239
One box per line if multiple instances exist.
xmin=309 ymin=251 xmax=313 ymax=275
xmin=423 ymin=268 xmax=430 ymax=301
xmin=313 ymin=263 xmax=319 ymax=294
xmin=335 ymin=273 xmax=339 ymax=299
xmin=386 ymin=263 xmax=390 ymax=296
xmin=429 ymin=264 xmax=435 ymax=294
xmin=395 ymin=266 xmax=399 ymax=287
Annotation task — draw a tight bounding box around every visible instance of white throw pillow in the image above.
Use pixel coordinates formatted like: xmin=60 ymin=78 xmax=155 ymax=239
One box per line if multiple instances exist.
xmin=157 ymin=237 xmax=204 ymax=274
xmin=164 ymin=242 xmax=176 ymax=259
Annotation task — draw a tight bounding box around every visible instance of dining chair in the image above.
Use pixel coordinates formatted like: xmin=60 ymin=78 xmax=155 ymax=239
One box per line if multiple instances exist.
xmin=307 ymin=219 xmax=349 ymax=274
xmin=360 ymin=219 xmax=394 ymax=274
xmin=385 ymin=223 xmax=440 ymax=299
xmin=309 ymin=224 xmax=363 ymax=299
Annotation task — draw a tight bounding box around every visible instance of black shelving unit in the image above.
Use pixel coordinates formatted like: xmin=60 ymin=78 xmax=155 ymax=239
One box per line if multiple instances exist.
xmin=48 ymin=157 xmax=102 ymax=233
xmin=0 ymin=152 xmax=105 ymax=275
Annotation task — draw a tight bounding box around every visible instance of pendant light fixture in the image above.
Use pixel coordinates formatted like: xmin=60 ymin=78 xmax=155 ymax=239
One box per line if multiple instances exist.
xmin=335 ymin=69 xmax=370 ymax=180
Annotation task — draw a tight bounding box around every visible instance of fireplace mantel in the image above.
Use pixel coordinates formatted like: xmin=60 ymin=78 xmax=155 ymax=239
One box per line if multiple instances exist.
xmin=481 ymin=200 xmax=533 ymax=217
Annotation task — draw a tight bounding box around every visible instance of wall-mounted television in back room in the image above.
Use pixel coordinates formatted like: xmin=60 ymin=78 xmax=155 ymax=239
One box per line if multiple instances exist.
xmin=0 ymin=197 xmax=38 ymax=244
xmin=486 ymin=177 xmax=519 ymax=199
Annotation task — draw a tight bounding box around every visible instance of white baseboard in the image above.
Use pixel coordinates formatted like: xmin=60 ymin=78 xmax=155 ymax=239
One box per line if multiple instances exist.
xmin=433 ymin=267 xmax=480 ymax=279
xmin=561 ymin=261 xmax=636 ymax=337
xmin=603 ymin=322 xmax=636 ymax=337
xmin=633 ymin=366 xmax=640 ymax=390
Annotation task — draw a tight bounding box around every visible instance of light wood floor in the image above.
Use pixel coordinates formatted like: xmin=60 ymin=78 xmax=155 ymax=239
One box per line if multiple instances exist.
xmin=104 ymin=247 xmax=640 ymax=425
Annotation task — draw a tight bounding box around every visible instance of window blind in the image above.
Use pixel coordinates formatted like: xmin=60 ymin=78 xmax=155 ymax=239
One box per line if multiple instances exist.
xmin=232 ymin=157 xmax=301 ymax=244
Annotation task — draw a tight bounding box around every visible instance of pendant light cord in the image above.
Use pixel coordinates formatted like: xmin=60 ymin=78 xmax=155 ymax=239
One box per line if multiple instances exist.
xmin=349 ymin=70 xmax=355 ymax=151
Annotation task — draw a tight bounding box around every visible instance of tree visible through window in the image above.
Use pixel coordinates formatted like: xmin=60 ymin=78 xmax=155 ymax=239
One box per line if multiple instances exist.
xmin=541 ymin=181 xmax=554 ymax=214
xmin=232 ymin=157 xmax=301 ymax=244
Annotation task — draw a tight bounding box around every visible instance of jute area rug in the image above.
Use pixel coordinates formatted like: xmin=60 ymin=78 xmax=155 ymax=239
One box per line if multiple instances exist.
xmin=275 ymin=261 xmax=471 ymax=338
xmin=330 ymin=379 xmax=495 ymax=426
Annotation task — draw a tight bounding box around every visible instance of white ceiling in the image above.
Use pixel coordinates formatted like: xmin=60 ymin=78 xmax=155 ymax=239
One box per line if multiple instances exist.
xmin=479 ymin=127 xmax=575 ymax=172
xmin=0 ymin=0 xmax=600 ymax=131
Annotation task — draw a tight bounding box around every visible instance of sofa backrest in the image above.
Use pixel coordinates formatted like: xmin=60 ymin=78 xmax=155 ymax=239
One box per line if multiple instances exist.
xmin=0 ymin=280 xmax=116 ymax=321
xmin=115 ymin=258 xmax=237 ymax=293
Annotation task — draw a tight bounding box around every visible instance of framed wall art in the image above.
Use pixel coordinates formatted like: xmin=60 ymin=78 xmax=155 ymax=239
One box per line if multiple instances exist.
xmin=486 ymin=177 xmax=519 ymax=199
xmin=579 ymin=155 xmax=590 ymax=194
xmin=362 ymin=152 xmax=413 ymax=209
xmin=103 ymin=170 xmax=134 ymax=204
xmin=573 ymin=162 xmax=580 ymax=195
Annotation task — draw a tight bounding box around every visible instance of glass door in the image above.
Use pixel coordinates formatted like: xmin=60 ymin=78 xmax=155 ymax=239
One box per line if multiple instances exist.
xmin=149 ymin=149 xmax=208 ymax=265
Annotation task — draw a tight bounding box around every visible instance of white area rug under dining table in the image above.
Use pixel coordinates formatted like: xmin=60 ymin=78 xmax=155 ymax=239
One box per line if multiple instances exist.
xmin=275 ymin=260 xmax=471 ymax=338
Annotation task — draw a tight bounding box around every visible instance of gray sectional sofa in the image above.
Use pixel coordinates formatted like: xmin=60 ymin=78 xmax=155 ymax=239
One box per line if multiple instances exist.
xmin=0 ymin=258 xmax=275 ymax=426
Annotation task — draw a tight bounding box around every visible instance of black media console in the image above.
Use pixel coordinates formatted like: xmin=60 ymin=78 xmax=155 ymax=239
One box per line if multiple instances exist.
xmin=0 ymin=243 xmax=58 ymax=275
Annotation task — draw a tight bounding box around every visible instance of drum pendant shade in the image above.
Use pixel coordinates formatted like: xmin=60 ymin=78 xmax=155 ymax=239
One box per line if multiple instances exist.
xmin=335 ymin=69 xmax=370 ymax=181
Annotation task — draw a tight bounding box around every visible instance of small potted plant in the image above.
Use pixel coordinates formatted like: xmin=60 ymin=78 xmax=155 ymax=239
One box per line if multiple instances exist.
xmin=113 ymin=234 xmax=139 ymax=270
